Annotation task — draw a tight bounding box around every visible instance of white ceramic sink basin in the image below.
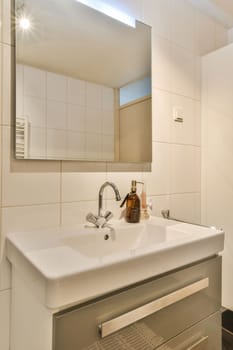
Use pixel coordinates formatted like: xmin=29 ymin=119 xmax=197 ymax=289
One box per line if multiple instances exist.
xmin=63 ymin=223 xmax=190 ymax=258
xmin=6 ymin=216 xmax=224 ymax=310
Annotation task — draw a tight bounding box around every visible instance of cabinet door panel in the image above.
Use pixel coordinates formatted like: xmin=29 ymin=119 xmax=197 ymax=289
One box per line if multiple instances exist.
xmin=53 ymin=257 xmax=221 ymax=350
xmin=157 ymin=312 xmax=221 ymax=350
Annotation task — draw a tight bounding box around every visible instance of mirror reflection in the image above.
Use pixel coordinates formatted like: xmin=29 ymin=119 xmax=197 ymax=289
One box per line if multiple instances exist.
xmin=15 ymin=0 xmax=152 ymax=162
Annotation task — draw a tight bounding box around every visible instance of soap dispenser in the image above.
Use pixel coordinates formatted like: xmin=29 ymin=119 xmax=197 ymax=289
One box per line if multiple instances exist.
xmin=121 ymin=180 xmax=141 ymax=223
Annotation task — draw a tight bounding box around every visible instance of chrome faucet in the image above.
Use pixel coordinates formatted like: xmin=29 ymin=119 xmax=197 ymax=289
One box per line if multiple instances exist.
xmin=98 ymin=182 xmax=121 ymax=217
xmin=86 ymin=182 xmax=121 ymax=228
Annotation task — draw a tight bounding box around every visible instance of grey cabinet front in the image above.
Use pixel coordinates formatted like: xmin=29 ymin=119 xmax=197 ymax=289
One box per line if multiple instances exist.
xmin=53 ymin=256 xmax=221 ymax=350
xmin=157 ymin=312 xmax=221 ymax=350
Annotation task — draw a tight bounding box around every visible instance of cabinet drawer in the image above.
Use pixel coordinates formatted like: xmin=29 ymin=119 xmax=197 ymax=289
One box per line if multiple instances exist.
xmin=157 ymin=312 xmax=221 ymax=350
xmin=53 ymin=256 xmax=221 ymax=350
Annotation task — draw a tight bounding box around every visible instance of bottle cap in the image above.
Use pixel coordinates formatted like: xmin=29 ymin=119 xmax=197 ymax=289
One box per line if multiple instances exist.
xmin=131 ymin=180 xmax=137 ymax=191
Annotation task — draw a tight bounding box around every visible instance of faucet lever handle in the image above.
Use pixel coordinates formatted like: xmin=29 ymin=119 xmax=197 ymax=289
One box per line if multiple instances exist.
xmin=86 ymin=212 xmax=98 ymax=225
xmin=104 ymin=211 xmax=114 ymax=222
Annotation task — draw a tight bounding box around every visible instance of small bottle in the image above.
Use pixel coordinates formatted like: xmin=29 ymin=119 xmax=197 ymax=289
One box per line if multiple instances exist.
xmin=125 ymin=180 xmax=141 ymax=223
xmin=141 ymin=183 xmax=150 ymax=220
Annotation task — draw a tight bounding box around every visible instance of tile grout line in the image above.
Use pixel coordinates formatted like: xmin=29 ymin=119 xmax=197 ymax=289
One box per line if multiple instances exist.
xmin=0 ymin=193 xmax=201 ymax=209
xmin=152 ymin=140 xmax=201 ymax=148
xmin=152 ymin=86 xmax=202 ymax=103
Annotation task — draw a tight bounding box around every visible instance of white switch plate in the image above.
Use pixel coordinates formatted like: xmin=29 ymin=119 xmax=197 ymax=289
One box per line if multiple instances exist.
xmin=173 ymin=106 xmax=184 ymax=123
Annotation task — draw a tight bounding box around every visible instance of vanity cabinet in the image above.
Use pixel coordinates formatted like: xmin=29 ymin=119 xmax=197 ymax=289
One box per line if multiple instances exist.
xmin=53 ymin=256 xmax=221 ymax=350
xmin=157 ymin=312 xmax=221 ymax=350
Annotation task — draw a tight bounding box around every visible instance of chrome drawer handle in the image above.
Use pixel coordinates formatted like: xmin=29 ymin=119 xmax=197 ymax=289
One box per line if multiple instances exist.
xmin=99 ymin=278 xmax=209 ymax=338
xmin=187 ymin=336 xmax=208 ymax=350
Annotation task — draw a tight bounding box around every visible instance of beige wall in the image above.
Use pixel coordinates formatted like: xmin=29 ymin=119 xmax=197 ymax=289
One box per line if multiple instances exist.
xmin=0 ymin=0 xmax=228 ymax=348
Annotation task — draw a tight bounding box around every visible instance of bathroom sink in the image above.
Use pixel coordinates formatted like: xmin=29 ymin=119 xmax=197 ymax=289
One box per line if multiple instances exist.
xmin=62 ymin=223 xmax=190 ymax=258
xmin=6 ymin=216 xmax=224 ymax=310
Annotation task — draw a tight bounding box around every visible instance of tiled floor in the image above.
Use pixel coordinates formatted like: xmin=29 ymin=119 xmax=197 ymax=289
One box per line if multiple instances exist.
xmin=222 ymin=310 xmax=233 ymax=350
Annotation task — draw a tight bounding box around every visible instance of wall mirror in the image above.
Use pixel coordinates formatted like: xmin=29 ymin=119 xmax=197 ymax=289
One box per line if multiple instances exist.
xmin=15 ymin=0 xmax=152 ymax=162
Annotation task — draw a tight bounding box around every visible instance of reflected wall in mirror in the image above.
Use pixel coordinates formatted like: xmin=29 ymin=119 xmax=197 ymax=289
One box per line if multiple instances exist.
xmin=15 ymin=0 xmax=152 ymax=162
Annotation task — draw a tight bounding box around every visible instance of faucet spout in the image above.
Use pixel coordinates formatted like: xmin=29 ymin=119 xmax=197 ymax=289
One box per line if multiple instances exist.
xmin=98 ymin=182 xmax=121 ymax=217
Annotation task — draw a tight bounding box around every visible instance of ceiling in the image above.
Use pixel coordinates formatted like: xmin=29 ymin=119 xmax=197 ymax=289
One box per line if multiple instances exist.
xmin=188 ymin=0 xmax=233 ymax=28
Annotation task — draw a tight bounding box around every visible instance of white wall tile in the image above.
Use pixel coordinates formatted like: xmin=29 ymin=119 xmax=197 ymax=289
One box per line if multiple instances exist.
xmin=194 ymin=56 xmax=201 ymax=101
xmin=171 ymin=95 xmax=200 ymax=146
xmin=24 ymin=96 xmax=46 ymax=128
xmin=0 ymin=204 xmax=61 ymax=290
xmin=102 ymin=87 xmax=114 ymax=111
xmin=62 ymin=169 xmax=106 ymax=202
xmin=86 ymin=133 xmax=102 ymax=160
xmin=102 ymin=135 xmax=114 ymax=161
xmin=0 ymin=290 xmax=10 ymax=350
xmin=16 ymin=64 xmax=24 ymax=99
xmin=171 ymin=0 xmax=196 ymax=52
xmin=0 ymin=2 xmax=2 ymax=42
xmin=152 ymin=88 xmax=171 ymax=143
xmin=1 ymin=43 xmax=12 ymax=126
xmin=2 ymin=126 xmax=61 ymax=206
xmin=86 ymin=82 xmax=102 ymax=109
xmin=1 ymin=204 xmax=61 ymax=234
xmin=0 ymin=43 xmax=2 ymax=126
xmin=170 ymin=193 xmax=201 ymax=224
xmin=196 ymin=12 xmax=216 ymax=55
xmin=47 ymin=72 xmax=67 ymax=102
xmin=47 ymin=129 xmax=67 ymax=159
xmin=171 ymin=144 xmax=201 ymax=193
xmin=24 ymin=66 xmax=46 ymax=99
xmin=105 ymin=170 xmax=143 ymax=200
xmin=171 ymin=44 xmax=196 ymax=98
xmin=67 ymin=104 xmax=86 ymax=132
xmin=86 ymin=108 xmax=102 ymax=134
xmin=67 ymin=78 xmax=86 ymax=106
xmin=152 ymin=36 xmax=172 ymax=91
xmin=0 ymin=251 xmax=11 ymax=291
xmin=62 ymin=201 xmax=97 ymax=226
xmin=0 ymin=126 xmax=2 ymax=202
xmin=144 ymin=142 xmax=170 ymax=196
xmin=102 ymin=109 xmax=114 ymax=135
xmin=46 ymin=100 xmax=67 ymax=130
xmin=1 ymin=0 xmax=12 ymax=45
xmin=143 ymin=0 xmax=172 ymax=40
xmin=29 ymin=127 xmax=46 ymax=159
xmin=67 ymin=131 xmax=85 ymax=159
xmin=16 ymin=97 xmax=24 ymax=118
xmin=104 ymin=199 xmax=125 ymax=219
xmin=149 ymin=195 xmax=170 ymax=218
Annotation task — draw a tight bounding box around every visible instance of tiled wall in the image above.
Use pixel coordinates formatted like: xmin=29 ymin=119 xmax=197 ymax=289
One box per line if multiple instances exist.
xmin=16 ymin=64 xmax=115 ymax=160
xmin=0 ymin=0 xmax=228 ymax=349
